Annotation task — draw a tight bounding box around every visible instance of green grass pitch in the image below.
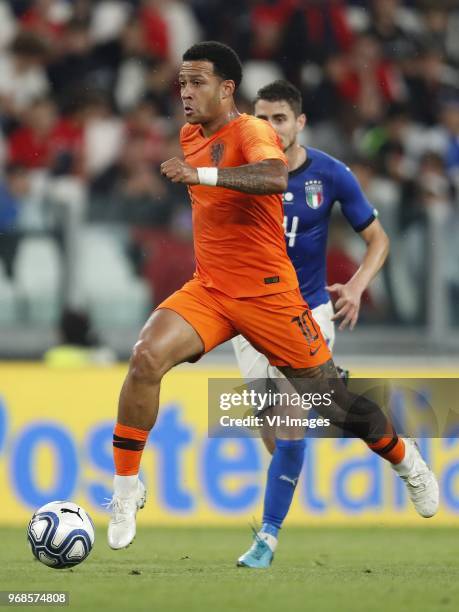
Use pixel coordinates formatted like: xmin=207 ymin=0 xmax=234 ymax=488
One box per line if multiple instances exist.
xmin=0 ymin=526 xmax=458 ymax=612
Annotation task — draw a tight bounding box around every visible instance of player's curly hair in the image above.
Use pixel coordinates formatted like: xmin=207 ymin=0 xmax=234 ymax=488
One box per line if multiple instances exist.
xmin=255 ymin=80 xmax=303 ymax=117
xmin=182 ymin=41 xmax=243 ymax=90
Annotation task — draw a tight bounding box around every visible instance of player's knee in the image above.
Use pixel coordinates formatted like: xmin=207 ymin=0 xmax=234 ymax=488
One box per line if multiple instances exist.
xmin=129 ymin=339 xmax=168 ymax=385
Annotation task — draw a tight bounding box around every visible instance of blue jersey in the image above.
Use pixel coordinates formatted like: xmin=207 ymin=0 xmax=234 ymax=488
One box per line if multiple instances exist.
xmin=283 ymin=147 xmax=376 ymax=309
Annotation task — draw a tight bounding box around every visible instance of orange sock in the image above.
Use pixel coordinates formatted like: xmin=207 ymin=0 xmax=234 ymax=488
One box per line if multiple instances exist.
xmin=367 ymin=433 xmax=405 ymax=465
xmin=113 ymin=423 xmax=149 ymax=476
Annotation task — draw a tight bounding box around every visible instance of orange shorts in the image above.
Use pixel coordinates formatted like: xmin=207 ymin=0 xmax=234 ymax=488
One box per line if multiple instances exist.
xmin=156 ymin=278 xmax=331 ymax=369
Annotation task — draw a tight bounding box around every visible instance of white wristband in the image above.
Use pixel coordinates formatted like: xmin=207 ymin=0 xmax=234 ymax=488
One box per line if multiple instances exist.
xmin=197 ymin=167 xmax=218 ymax=186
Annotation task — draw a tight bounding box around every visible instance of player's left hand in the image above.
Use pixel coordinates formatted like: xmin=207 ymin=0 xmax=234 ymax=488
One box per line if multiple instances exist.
xmin=160 ymin=157 xmax=199 ymax=185
xmin=326 ymin=282 xmax=363 ymax=331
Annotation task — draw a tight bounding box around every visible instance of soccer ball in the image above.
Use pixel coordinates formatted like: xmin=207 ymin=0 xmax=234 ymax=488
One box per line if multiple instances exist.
xmin=27 ymin=501 xmax=95 ymax=569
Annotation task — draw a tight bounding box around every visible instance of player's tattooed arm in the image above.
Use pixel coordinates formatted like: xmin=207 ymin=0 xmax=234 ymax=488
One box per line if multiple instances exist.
xmin=160 ymin=157 xmax=287 ymax=194
xmin=216 ymin=159 xmax=288 ymax=194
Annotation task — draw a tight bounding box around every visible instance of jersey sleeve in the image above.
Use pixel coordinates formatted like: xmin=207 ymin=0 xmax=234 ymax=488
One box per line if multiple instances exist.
xmin=334 ymin=162 xmax=377 ymax=232
xmin=239 ymin=118 xmax=287 ymax=165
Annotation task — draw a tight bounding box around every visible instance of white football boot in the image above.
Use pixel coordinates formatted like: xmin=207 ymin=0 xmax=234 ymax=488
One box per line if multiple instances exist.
xmin=392 ymin=438 xmax=439 ymax=518
xmin=107 ymin=478 xmax=146 ymax=549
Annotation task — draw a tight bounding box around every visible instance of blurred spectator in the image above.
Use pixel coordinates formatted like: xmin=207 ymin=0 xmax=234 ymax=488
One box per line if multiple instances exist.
xmin=111 ymin=16 xmax=178 ymax=114
xmin=420 ymin=4 xmax=449 ymax=57
xmin=0 ymin=1 xmax=17 ymax=51
xmin=439 ymin=98 xmax=459 ymax=188
xmin=343 ymin=34 xmax=405 ymax=124
xmin=8 ymin=96 xmax=57 ymax=169
xmin=249 ymin=0 xmax=294 ymax=61
xmin=124 ymin=99 xmax=167 ymax=165
xmin=161 ymin=0 xmax=202 ymax=67
xmin=113 ymin=17 xmax=150 ymax=112
xmin=190 ymin=0 xmax=251 ymax=58
xmin=0 ymin=0 xmax=458 ymax=334
xmin=0 ymin=32 xmax=49 ymax=123
xmin=404 ymin=46 xmax=459 ymax=125
xmin=0 ymin=163 xmax=30 ymax=277
xmin=142 ymin=59 xmax=177 ymax=115
xmin=366 ymin=0 xmax=421 ymax=61
xmin=305 ymin=35 xmax=404 ymax=128
xmin=410 ymin=151 xmax=454 ymax=224
xmin=444 ymin=5 xmax=459 ymax=64
xmin=397 ymin=151 xmax=454 ymax=323
xmin=280 ymin=0 xmax=354 ymax=84
xmin=357 ymin=103 xmax=437 ymax=230
xmin=304 ymin=53 xmax=355 ymax=131
xmin=7 ymin=96 xmax=83 ymax=175
xmin=47 ymin=18 xmax=98 ymax=108
xmin=90 ymin=0 xmax=131 ymax=45
xmin=82 ymin=93 xmax=124 ymax=179
xmin=359 ymin=103 xmax=409 ymax=157
xmin=0 ymin=163 xmax=29 ymax=230
xmin=71 ymin=0 xmax=94 ymax=23
xmin=19 ymin=0 xmax=71 ymax=44
xmin=44 ymin=307 xmax=116 ymax=366
xmin=90 ymin=133 xmax=174 ymax=225
xmin=140 ymin=0 xmax=170 ymax=60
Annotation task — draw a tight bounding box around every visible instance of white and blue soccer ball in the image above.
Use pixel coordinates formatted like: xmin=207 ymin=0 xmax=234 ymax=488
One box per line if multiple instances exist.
xmin=27 ymin=501 xmax=95 ymax=569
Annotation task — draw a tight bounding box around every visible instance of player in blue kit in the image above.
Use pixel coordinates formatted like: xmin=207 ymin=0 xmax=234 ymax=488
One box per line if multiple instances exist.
xmin=233 ymin=80 xmax=390 ymax=454
xmin=234 ymin=80 xmax=397 ymax=567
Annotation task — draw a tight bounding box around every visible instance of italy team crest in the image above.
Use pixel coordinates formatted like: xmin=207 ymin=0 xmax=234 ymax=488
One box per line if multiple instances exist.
xmin=305 ymin=180 xmax=324 ymax=209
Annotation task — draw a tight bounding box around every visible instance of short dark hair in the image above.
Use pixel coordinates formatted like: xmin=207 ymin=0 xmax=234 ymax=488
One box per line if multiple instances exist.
xmin=182 ymin=41 xmax=243 ymax=89
xmin=255 ymin=80 xmax=303 ymax=117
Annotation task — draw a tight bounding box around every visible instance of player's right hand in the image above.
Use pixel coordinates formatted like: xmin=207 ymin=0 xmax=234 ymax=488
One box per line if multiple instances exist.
xmin=327 ymin=282 xmax=362 ymax=331
xmin=160 ymin=157 xmax=199 ymax=185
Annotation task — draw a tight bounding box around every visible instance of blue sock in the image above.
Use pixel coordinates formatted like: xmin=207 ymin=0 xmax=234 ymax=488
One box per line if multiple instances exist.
xmin=262 ymin=438 xmax=306 ymax=535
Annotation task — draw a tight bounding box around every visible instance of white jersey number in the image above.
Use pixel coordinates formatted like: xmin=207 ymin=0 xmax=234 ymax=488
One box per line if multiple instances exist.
xmin=283 ymin=215 xmax=299 ymax=248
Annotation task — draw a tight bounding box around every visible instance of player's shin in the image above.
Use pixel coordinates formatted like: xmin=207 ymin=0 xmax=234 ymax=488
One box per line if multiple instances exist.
xmin=237 ymin=436 xmax=306 ymax=568
xmin=108 ymin=420 xmax=149 ymax=549
xmin=113 ymin=423 xmax=149 ymax=493
xmin=337 ymin=391 xmax=406 ymax=465
xmin=113 ymin=360 xmax=162 ymax=493
xmin=365 ymin=427 xmax=405 ymax=464
xmin=262 ymin=437 xmax=306 ymax=541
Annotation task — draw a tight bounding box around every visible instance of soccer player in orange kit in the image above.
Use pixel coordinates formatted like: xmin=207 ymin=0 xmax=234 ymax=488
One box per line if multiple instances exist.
xmin=107 ymin=42 xmax=439 ymax=567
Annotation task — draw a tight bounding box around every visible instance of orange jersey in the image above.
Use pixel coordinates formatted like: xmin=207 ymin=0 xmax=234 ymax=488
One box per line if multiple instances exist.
xmin=180 ymin=113 xmax=299 ymax=298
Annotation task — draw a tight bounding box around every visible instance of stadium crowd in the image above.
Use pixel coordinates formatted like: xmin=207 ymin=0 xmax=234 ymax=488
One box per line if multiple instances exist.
xmin=0 ymin=0 xmax=459 ymax=328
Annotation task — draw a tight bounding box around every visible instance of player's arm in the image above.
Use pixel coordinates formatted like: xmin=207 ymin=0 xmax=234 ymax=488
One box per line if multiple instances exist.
xmin=161 ymin=118 xmax=287 ymax=195
xmin=160 ymin=157 xmax=287 ymax=195
xmin=326 ymin=164 xmax=389 ymax=331
xmin=328 ymin=219 xmax=389 ymax=330
xmin=217 ymin=159 xmax=287 ymax=194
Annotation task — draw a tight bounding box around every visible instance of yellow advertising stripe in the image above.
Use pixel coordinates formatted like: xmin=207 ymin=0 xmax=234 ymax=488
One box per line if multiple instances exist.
xmin=0 ymin=363 xmax=458 ymax=526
